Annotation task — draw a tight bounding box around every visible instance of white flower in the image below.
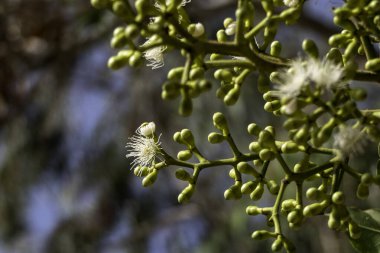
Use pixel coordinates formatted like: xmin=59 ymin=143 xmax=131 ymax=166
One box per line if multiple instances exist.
xmin=276 ymin=58 xmax=308 ymax=99
xmin=283 ymin=0 xmax=299 ymax=7
xmin=140 ymin=122 xmax=156 ymax=136
xmin=276 ymin=57 xmax=344 ymax=99
xmin=225 ymin=22 xmax=236 ymax=36
xmin=307 ymin=58 xmax=344 ymax=89
xmin=126 ymin=123 xmax=162 ymax=169
xmin=190 ymin=23 xmax=205 ymax=37
xmin=333 ymin=126 xmax=367 ymax=159
xmin=142 ymin=37 xmax=166 ymax=69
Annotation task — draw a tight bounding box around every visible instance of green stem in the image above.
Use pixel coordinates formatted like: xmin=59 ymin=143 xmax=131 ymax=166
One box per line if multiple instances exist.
xmin=275 ymin=153 xmax=293 ymax=176
xmin=204 ymin=59 xmax=256 ymax=69
xmin=272 ymin=179 xmax=289 ymax=234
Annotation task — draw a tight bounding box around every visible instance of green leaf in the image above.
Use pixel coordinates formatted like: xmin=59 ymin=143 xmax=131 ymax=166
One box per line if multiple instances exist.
xmin=348 ymin=208 xmax=380 ymax=253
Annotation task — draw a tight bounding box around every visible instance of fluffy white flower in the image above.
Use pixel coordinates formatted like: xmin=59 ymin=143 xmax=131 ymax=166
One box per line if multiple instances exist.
xmin=307 ymin=58 xmax=344 ymax=89
xmin=283 ymin=0 xmax=299 ymax=7
xmin=126 ymin=123 xmax=162 ymax=169
xmin=142 ymin=37 xmax=166 ymax=69
xmin=277 ymin=58 xmax=308 ymax=99
xmin=276 ymin=57 xmax=344 ymax=99
xmin=333 ymin=126 xmax=367 ymax=159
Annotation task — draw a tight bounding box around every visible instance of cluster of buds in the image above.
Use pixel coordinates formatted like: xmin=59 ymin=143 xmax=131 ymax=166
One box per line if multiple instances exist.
xmin=92 ymin=0 xmax=380 ymax=252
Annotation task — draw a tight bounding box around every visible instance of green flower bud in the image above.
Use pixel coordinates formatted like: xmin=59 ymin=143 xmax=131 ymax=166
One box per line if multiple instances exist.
xmin=326 ymin=48 xmax=344 ymax=65
xmin=293 ymin=125 xmax=309 ymax=145
xmin=198 ymin=79 xmax=212 ymax=91
xmin=216 ymin=30 xmax=227 ymax=42
xmin=264 ymin=100 xmax=281 ymax=112
xmin=250 ymin=183 xmax=264 ymax=200
xmin=113 ymin=1 xmax=132 ymax=18
xmin=281 ymin=199 xmax=297 ymax=212
xmin=271 ymin=237 xmax=283 ymax=252
xmin=224 ymin=183 xmax=242 ymax=200
xmin=332 ymin=191 xmax=345 ymax=205
xmin=237 ymin=162 xmax=254 ymax=174
xmin=190 ymin=67 xmax=205 ymax=80
xmin=258 ymin=130 xmax=275 ymax=149
xmin=284 ymin=117 xmax=306 ymax=130
xmin=108 ymin=55 xmax=129 ymax=70
xmin=213 ymin=112 xmax=228 ymax=132
xmin=214 ymin=69 xmax=233 ymax=82
xmin=175 ymin=169 xmax=192 ymax=181
xmin=253 ymin=159 xmax=263 ymax=166
xmin=356 ymin=183 xmax=369 ymax=199
xmin=259 ymin=149 xmax=275 ymax=161
xmin=173 ymin=131 xmax=183 ymax=144
xmin=111 ymin=33 xmax=128 ymax=49
xmin=91 ymin=0 xmax=109 ymax=9
xmin=179 ymin=95 xmax=193 ymax=116
xmin=134 ymin=166 xmax=149 ymax=177
xmin=267 ymin=180 xmax=280 ymax=195
xmin=303 ymin=202 xmax=324 ymax=217
xmin=224 ymin=87 xmax=240 ymax=105
xmin=178 ymin=184 xmax=195 ymax=203
xmin=246 ymin=205 xmax=260 ymax=215
xmin=306 ymin=187 xmax=319 ymax=200
xmin=349 ymin=222 xmax=361 ymax=239
xmin=251 ymin=230 xmax=274 ymax=240
xmin=249 ymin=142 xmax=261 ymax=153
xmin=302 ymin=39 xmax=319 ymax=58
xmin=241 ymin=181 xmax=258 ymax=194
xmin=142 ymin=169 xmax=158 ymax=187
xmin=328 ymin=215 xmax=340 ymax=230
xmin=247 ymin=123 xmax=262 ymax=136
xmin=128 ymin=51 xmax=142 ymax=67
xmin=361 ymin=173 xmax=373 ymax=185
xmin=208 ymin=132 xmax=225 ymax=143
xmin=281 ymin=141 xmax=300 ymax=153
xmin=177 ymin=150 xmax=192 ymax=161
xmin=333 ymin=16 xmax=355 ymax=31
xmin=180 ymin=129 xmax=195 ymax=147
xmin=270 ymin=41 xmax=282 ymax=57
xmin=287 ymin=210 xmax=303 ymax=224
xmin=229 ymin=168 xmax=237 ymax=179
xmin=125 ymin=24 xmax=139 ymax=38
xmin=167 ymin=67 xmax=184 ymax=80
xmin=269 ymin=71 xmax=282 ymax=84
xmin=223 ymin=17 xmax=235 ymax=28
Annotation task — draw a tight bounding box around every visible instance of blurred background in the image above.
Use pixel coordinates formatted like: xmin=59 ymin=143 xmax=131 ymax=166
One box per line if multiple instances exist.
xmin=0 ymin=0 xmax=379 ymax=252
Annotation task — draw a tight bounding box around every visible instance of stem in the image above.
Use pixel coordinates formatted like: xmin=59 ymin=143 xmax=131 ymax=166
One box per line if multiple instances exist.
xmin=204 ymin=59 xmax=256 ymax=69
xmin=275 ymin=153 xmax=293 ymax=176
xmin=272 ymin=179 xmax=289 ymax=234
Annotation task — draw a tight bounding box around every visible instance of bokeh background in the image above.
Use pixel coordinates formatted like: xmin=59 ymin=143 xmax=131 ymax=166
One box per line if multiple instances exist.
xmin=1 ymin=0 xmax=379 ymax=252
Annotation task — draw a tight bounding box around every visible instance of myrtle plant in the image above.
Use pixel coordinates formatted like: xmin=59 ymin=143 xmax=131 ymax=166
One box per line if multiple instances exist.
xmin=91 ymin=0 xmax=380 ymax=251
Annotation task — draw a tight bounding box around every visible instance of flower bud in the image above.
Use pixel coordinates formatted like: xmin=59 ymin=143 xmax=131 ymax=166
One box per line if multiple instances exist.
xmin=213 ymin=112 xmax=228 ymax=132
xmin=246 ymin=205 xmax=260 ymax=215
xmin=247 ymin=123 xmax=262 ymax=136
xmin=281 ymin=199 xmax=297 ymax=212
xmin=349 ymin=222 xmax=361 ymax=239
xmin=270 ymin=41 xmax=282 ymax=57
xmin=142 ymin=169 xmax=158 ymax=187
xmin=241 ymin=181 xmax=258 ymax=194
xmin=259 ymin=149 xmax=275 ymax=161
xmin=356 ymin=183 xmax=369 ymax=199
xmin=332 ymin=191 xmax=345 ymax=205
xmin=175 ymin=169 xmax=192 ymax=181
xmin=267 ymin=180 xmax=280 ymax=194
xmin=180 ymin=129 xmax=195 ymax=147
xmin=208 ymin=132 xmax=225 ymax=143
xmin=303 ymin=202 xmax=324 ymax=217
xmin=91 ymin=0 xmax=109 ymax=9
xmin=302 ymin=39 xmax=319 ymax=58
xmin=271 ymin=237 xmax=283 ymax=252
xmin=252 ymin=230 xmax=274 ymax=240
xmin=250 ymin=183 xmax=264 ymax=200
xmin=281 ymin=141 xmax=299 ymax=153
xmin=361 ymin=173 xmax=373 ymax=185
xmin=224 ymin=183 xmax=242 ymax=200
xmin=177 ymin=150 xmax=192 ymax=161
xmin=287 ymin=210 xmax=303 ymax=224
xmin=249 ymin=142 xmax=261 ymax=153
xmin=178 ymin=184 xmax=195 ymax=203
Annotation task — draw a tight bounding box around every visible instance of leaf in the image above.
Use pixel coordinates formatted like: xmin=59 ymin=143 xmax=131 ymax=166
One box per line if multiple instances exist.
xmin=348 ymin=208 xmax=380 ymax=253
